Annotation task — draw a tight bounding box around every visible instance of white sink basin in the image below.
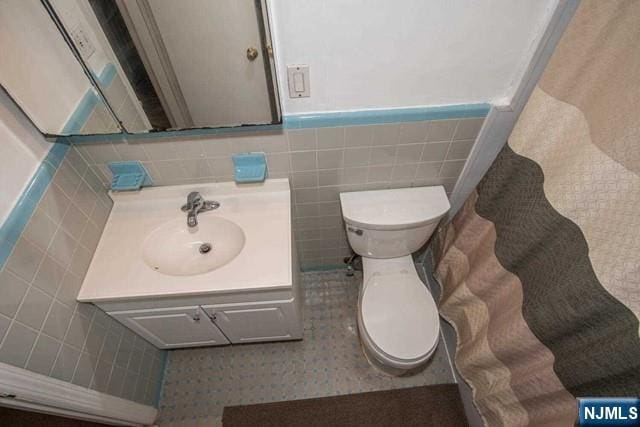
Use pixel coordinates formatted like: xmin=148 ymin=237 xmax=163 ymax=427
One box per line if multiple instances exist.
xmin=78 ymin=179 xmax=292 ymax=301
xmin=142 ymin=217 xmax=245 ymax=276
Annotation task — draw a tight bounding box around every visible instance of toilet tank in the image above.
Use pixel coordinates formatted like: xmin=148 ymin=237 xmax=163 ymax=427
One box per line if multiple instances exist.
xmin=339 ymin=186 xmax=450 ymax=259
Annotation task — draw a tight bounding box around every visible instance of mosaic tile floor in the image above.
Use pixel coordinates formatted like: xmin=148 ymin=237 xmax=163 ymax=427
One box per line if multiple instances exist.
xmin=157 ymin=270 xmax=455 ymax=426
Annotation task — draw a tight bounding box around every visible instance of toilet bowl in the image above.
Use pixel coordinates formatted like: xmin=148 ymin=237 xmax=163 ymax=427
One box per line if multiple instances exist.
xmin=340 ymin=186 xmax=450 ymax=375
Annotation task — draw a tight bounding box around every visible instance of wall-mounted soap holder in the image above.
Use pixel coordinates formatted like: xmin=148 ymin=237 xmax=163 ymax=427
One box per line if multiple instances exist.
xmin=108 ymin=161 xmax=153 ymax=191
xmin=232 ymin=152 xmax=267 ymax=183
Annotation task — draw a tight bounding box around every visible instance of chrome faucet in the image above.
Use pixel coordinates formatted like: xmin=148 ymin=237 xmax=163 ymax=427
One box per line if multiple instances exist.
xmin=181 ymin=191 xmax=220 ymax=227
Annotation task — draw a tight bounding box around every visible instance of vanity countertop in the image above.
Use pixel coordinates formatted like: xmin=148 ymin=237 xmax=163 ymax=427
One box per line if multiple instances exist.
xmin=77 ymin=179 xmax=292 ymax=302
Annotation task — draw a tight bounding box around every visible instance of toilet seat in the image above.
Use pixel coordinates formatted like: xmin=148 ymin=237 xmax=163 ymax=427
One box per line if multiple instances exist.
xmin=359 ymin=259 xmax=440 ymax=366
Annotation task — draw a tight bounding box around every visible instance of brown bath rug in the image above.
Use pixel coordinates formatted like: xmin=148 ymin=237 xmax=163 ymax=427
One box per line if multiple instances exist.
xmin=222 ymin=383 xmax=468 ymax=426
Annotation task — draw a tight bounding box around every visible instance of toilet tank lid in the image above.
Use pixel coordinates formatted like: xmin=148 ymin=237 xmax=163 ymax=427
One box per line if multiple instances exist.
xmin=339 ymin=186 xmax=450 ymax=230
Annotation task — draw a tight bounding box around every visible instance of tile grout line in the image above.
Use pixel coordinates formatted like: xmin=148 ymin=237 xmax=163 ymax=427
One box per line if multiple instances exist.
xmin=0 ymin=144 xmax=159 ymax=402
xmin=414 ymin=121 xmax=435 ymax=182
xmin=70 ymin=306 xmax=99 ymax=385
xmin=437 ymin=121 xmax=460 ymax=178
xmin=103 ymin=321 xmax=125 ymax=396
xmin=1 ymin=153 xmax=74 ymax=368
xmin=47 ymin=301 xmax=87 ymax=380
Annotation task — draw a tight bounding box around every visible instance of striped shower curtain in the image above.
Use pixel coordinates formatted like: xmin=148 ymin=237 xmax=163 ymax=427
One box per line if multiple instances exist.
xmin=433 ymin=1 xmax=640 ymax=425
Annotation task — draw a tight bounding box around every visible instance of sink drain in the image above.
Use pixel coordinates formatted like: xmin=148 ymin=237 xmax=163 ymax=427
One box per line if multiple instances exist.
xmin=199 ymin=243 xmax=212 ymax=254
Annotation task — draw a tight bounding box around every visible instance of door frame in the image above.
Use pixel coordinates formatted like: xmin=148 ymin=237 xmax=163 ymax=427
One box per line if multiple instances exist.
xmin=115 ymin=0 xmax=192 ymax=128
xmin=115 ymin=0 xmax=281 ymax=129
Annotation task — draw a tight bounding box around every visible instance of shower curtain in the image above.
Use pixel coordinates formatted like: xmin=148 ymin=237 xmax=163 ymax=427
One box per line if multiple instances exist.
xmin=433 ymin=1 xmax=640 ymax=425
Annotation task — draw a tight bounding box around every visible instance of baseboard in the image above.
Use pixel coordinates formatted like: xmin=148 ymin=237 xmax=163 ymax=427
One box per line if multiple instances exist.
xmin=0 ymin=362 xmax=157 ymax=426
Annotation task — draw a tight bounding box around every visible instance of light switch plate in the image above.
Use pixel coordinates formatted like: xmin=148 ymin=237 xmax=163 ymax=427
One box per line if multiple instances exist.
xmin=287 ymin=65 xmax=310 ymax=98
xmin=70 ymin=25 xmax=95 ymax=60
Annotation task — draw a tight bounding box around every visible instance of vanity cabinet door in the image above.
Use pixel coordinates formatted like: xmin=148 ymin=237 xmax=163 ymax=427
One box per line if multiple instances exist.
xmin=110 ymin=306 xmax=229 ymax=349
xmin=201 ymin=300 xmax=302 ymax=344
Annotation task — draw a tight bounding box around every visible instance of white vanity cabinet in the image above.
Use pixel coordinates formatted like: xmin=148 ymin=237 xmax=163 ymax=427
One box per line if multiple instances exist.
xmin=201 ymin=300 xmax=298 ymax=343
xmin=96 ymin=288 xmax=303 ymax=350
xmin=110 ymin=306 xmax=229 ymax=349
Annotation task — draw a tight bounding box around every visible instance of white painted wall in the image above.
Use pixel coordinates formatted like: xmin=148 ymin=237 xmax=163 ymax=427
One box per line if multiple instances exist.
xmin=50 ymin=0 xmax=110 ymax=77
xmin=1 ymin=0 xmax=560 ymax=135
xmin=268 ymin=0 xmax=559 ymax=114
xmin=0 ymin=0 xmax=89 ymax=133
xmin=450 ymin=0 xmax=578 ymax=217
xmin=0 ymin=90 xmax=52 ymax=225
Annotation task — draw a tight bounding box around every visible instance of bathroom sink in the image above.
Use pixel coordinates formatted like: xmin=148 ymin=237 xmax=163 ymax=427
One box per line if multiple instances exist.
xmin=78 ymin=180 xmax=292 ymax=301
xmin=142 ymin=217 xmax=245 ymax=276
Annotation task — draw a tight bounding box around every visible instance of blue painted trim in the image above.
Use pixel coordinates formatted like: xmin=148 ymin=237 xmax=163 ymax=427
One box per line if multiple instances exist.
xmin=69 ymin=103 xmax=489 ymax=144
xmin=284 ymin=103 xmax=490 ymax=129
xmin=154 ymin=351 xmax=169 ymax=407
xmin=0 ymin=143 xmax=69 ymax=270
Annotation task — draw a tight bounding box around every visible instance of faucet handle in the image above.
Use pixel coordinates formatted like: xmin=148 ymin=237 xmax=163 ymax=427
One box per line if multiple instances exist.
xmin=181 ymin=191 xmax=203 ymax=212
xmin=181 ymin=191 xmax=219 ymax=214
xmin=202 ymin=200 xmax=221 ymax=211
xmin=187 ymin=191 xmax=203 ymax=205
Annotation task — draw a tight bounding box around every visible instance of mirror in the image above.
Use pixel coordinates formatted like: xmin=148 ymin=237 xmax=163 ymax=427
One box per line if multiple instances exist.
xmin=0 ymin=0 xmax=121 ymax=135
xmin=83 ymin=0 xmax=280 ymax=132
xmin=0 ymin=0 xmax=280 ymax=137
xmin=65 ymin=0 xmax=280 ymax=133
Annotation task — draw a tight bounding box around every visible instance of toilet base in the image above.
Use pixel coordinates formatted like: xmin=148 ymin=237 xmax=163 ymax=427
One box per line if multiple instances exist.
xmin=357 ymin=323 xmax=428 ymax=377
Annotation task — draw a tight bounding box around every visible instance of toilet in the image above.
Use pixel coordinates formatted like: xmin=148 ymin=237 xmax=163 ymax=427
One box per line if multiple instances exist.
xmin=339 ymin=186 xmax=450 ymax=375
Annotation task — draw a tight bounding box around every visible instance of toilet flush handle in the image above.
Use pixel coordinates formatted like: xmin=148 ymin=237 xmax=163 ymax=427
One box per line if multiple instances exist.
xmin=347 ymin=227 xmax=363 ymax=236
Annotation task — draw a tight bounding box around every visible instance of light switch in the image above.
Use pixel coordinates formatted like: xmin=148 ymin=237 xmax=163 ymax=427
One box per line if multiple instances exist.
xmin=69 ymin=25 xmax=95 ymax=60
xmin=287 ymin=65 xmax=310 ymax=98
xmin=293 ymin=73 xmax=305 ymax=92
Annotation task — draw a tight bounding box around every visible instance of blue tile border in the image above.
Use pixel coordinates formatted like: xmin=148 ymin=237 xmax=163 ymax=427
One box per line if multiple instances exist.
xmin=0 ymin=143 xmax=69 ymax=270
xmin=96 ymin=63 xmax=117 ymax=87
xmin=284 ymin=103 xmax=490 ymax=129
xmin=60 ymin=90 xmax=100 ymax=135
xmin=58 ymin=63 xmax=118 ymax=136
xmin=90 ymin=63 xmax=117 ymax=87
xmin=68 ymin=103 xmax=490 ymax=144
